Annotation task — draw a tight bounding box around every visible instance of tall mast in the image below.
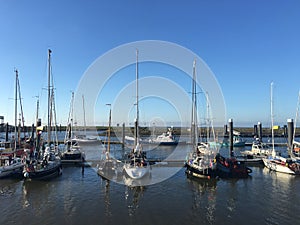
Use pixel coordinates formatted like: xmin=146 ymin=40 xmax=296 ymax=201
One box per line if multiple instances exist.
xmin=36 ymin=97 xmax=39 ymax=127
xmin=17 ymin=74 xmax=25 ymax=136
xmin=35 ymin=98 xmax=40 ymax=150
xmin=82 ymin=95 xmax=87 ymax=136
xmin=270 ymin=82 xmax=275 ymax=153
xmin=135 ymin=49 xmax=139 ymax=146
xmin=191 ymin=59 xmax=198 ymax=149
xmin=106 ymin=104 xmax=112 ymax=156
xmin=47 ymin=49 xmax=52 ymax=145
xmin=14 ymin=69 xmax=18 ymax=151
xmin=51 ymin=87 xmax=58 ymax=145
xmin=71 ymin=92 xmax=74 ymax=138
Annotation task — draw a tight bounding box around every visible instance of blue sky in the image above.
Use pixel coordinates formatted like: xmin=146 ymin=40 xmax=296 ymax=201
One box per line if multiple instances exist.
xmin=1 ymin=0 xmax=300 ymax=128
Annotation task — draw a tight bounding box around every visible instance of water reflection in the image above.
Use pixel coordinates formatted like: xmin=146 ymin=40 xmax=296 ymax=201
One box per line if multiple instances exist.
xmin=124 ymin=185 xmax=146 ymax=217
xmin=123 ymin=172 xmax=152 ymax=187
xmin=21 ymin=180 xmax=52 ymax=219
xmin=103 ymin=179 xmax=112 ymax=218
xmin=262 ymin=167 xmax=296 ymax=224
xmin=186 ymin=175 xmax=217 ymax=225
xmin=262 ymin=167 xmax=295 ymax=195
xmin=0 ymin=179 xmax=18 ymax=198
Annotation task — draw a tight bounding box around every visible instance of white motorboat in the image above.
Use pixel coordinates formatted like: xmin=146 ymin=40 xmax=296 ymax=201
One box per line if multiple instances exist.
xmin=238 ymin=138 xmax=272 ymax=164
xmin=148 ymin=127 xmax=178 ymax=145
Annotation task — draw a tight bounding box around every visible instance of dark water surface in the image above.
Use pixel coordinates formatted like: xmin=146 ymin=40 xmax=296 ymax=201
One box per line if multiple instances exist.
xmin=1 ymin=140 xmax=300 ymax=225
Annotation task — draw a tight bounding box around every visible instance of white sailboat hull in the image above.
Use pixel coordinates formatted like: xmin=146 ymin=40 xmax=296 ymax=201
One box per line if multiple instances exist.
xmin=124 ymin=165 xmax=150 ymax=179
xmin=263 ymin=158 xmax=296 ymax=175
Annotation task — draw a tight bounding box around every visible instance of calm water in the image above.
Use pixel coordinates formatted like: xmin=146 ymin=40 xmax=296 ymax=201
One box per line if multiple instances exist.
xmin=1 ymin=137 xmax=300 ymax=225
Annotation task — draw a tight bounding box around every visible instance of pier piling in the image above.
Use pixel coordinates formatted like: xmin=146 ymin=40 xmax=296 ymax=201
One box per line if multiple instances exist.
xmin=5 ymin=122 xmax=9 ymax=141
xmin=258 ymin=122 xmax=262 ymax=141
xmin=287 ymin=119 xmax=294 ymax=149
xmin=253 ymin=124 xmax=258 ymax=138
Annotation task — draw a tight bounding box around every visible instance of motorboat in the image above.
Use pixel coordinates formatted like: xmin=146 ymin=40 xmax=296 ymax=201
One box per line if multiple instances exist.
xmin=0 ymin=154 xmax=24 ymax=178
xmin=148 ymin=127 xmax=178 ymax=145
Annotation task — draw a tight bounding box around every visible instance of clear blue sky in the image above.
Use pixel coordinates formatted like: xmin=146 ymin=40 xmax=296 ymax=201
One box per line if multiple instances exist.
xmin=1 ymin=0 xmax=300 ymax=128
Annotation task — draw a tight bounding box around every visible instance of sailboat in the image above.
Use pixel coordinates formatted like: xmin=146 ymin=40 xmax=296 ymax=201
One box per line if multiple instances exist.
xmin=23 ymin=49 xmax=62 ymax=180
xmin=72 ymin=95 xmax=100 ymax=144
xmin=0 ymin=70 xmax=28 ymax=158
xmin=0 ymin=70 xmax=25 ymax=178
xmin=97 ymin=104 xmax=120 ymax=179
xmin=123 ymin=50 xmax=150 ymax=179
xmin=185 ymin=59 xmax=217 ymax=179
xmin=60 ymin=92 xmax=85 ymax=164
xmin=262 ymin=82 xmax=300 ymax=175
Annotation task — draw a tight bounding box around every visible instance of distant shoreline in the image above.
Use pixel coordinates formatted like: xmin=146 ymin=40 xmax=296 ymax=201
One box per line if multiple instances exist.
xmin=1 ymin=125 xmax=299 ymax=138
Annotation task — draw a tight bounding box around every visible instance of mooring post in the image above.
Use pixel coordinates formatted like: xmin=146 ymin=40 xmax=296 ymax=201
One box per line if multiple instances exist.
xmin=287 ymin=119 xmax=294 ymax=149
xmin=258 ymin=122 xmax=262 ymax=142
xmin=253 ymin=124 xmax=258 ymax=138
xmin=224 ymin=124 xmax=228 ymax=137
xmin=5 ymin=122 xmax=9 ymax=142
xmin=31 ymin=123 xmax=35 ymax=143
xmin=229 ymin=119 xmax=234 ymax=157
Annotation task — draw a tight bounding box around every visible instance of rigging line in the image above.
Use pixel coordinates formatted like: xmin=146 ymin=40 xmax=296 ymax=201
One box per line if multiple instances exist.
xmin=17 ymin=74 xmax=25 ymax=129
xmin=191 ymin=59 xmax=198 ymax=148
xmin=51 ymin=87 xmax=58 ymax=146
xmin=293 ymin=90 xmax=300 ymax=145
xmin=65 ymin=91 xmax=74 ymax=142
xmin=270 ymin=82 xmax=275 ymax=153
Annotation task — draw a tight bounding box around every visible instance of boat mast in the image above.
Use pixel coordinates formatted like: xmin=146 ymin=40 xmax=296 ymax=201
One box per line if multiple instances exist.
xmin=14 ymin=69 xmax=18 ymax=151
xmin=17 ymin=73 xmax=25 ymax=138
xmin=191 ymin=59 xmax=198 ymax=150
xmin=135 ymin=49 xmax=139 ymax=147
xmin=270 ymin=82 xmax=275 ymax=154
xmin=82 ymin=95 xmax=87 ymax=136
xmin=106 ymin=104 xmax=112 ymax=157
xmin=35 ymin=98 xmax=40 ymax=151
xmin=191 ymin=59 xmax=198 ymax=151
xmin=51 ymin=86 xmax=58 ymax=146
xmin=35 ymin=97 xmax=39 ymax=127
xmin=71 ymin=92 xmax=74 ymax=139
xmin=47 ymin=49 xmax=52 ymax=146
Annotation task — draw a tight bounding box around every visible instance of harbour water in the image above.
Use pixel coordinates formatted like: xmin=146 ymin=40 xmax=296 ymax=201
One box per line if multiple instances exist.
xmin=1 ymin=136 xmax=300 ymax=225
